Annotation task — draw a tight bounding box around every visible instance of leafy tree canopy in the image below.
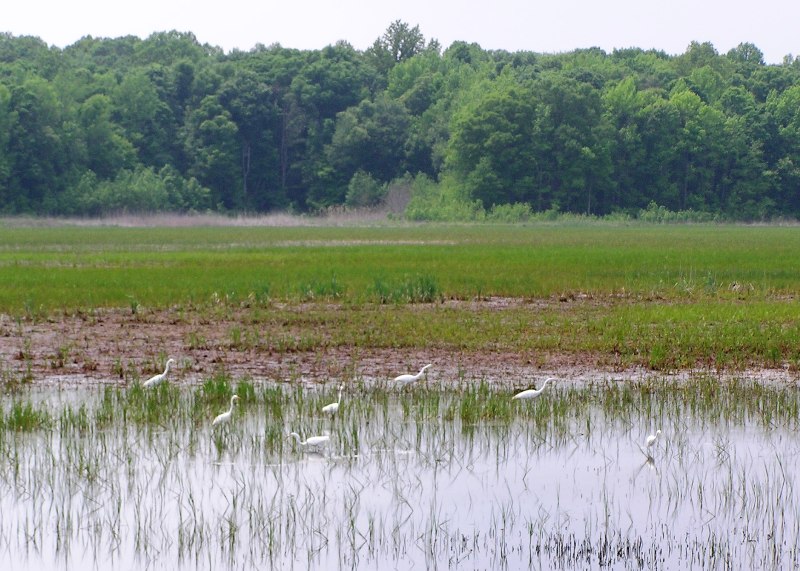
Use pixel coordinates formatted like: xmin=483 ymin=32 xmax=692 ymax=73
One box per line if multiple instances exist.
xmin=1 ymin=22 xmax=799 ymax=220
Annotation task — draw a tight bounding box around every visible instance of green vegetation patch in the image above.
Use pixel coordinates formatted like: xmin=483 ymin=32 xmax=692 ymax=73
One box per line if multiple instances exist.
xmin=1 ymin=223 xmax=799 ymax=311
xmin=0 ymin=223 xmax=798 ymax=372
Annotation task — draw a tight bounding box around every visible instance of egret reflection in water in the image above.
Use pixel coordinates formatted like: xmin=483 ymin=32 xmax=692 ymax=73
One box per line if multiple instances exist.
xmin=1 ymin=378 xmax=799 ymax=571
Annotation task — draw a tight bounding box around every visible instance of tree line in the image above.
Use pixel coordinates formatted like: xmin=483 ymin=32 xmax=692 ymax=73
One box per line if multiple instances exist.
xmin=1 ymin=23 xmax=799 ymax=220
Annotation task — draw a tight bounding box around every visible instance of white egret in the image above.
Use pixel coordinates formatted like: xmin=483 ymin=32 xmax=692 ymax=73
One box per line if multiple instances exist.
xmin=646 ymin=429 xmax=662 ymax=449
xmin=322 ymin=385 xmax=344 ymax=415
xmin=512 ymin=378 xmax=556 ymax=400
xmin=212 ymin=395 xmax=240 ymax=427
xmin=288 ymin=431 xmax=330 ymax=451
xmin=636 ymin=429 xmax=662 ymax=458
xmin=143 ymin=358 xmax=175 ymax=388
xmin=394 ymin=364 xmax=432 ymax=387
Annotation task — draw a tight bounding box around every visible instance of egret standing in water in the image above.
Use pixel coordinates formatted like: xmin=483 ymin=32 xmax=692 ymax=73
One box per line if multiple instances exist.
xmin=512 ymin=378 xmax=556 ymax=400
xmin=143 ymin=358 xmax=175 ymax=388
xmin=322 ymin=385 xmax=344 ymax=415
xmin=394 ymin=364 xmax=432 ymax=387
xmin=287 ymin=431 xmax=330 ymax=452
xmin=645 ymin=429 xmax=662 ymax=450
xmin=636 ymin=429 xmax=662 ymax=458
xmin=212 ymin=395 xmax=240 ymax=427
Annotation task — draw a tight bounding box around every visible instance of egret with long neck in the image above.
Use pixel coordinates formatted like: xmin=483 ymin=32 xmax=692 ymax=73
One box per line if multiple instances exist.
xmin=143 ymin=358 xmax=175 ymax=388
xmin=322 ymin=385 xmax=344 ymax=415
xmin=511 ymin=378 xmax=555 ymax=400
xmin=288 ymin=432 xmax=330 ymax=451
xmin=212 ymin=395 xmax=240 ymax=427
xmin=645 ymin=429 xmax=661 ymax=450
xmin=394 ymin=364 xmax=432 ymax=387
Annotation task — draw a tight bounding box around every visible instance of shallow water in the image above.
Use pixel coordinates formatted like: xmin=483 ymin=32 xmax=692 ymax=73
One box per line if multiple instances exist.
xmin=1 ymin=380 xmax=799 ymax=570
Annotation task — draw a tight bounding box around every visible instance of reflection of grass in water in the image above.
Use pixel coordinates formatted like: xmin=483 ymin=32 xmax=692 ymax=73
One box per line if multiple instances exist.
xmin=2 ymin=373 xmax=797 ymax=448
xmin=0 ymin=376 xmax=799 ymax=568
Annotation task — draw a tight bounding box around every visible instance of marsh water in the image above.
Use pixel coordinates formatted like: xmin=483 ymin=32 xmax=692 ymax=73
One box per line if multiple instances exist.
xmin=1 ymin=377 xmax=799 ymax=570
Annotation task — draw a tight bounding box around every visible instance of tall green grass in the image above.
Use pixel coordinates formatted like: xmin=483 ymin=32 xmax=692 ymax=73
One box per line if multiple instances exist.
xmin=0 ymin=223 xmax=799 ymax=311
xmin=2 ymin=223 xmax=800 ymax=372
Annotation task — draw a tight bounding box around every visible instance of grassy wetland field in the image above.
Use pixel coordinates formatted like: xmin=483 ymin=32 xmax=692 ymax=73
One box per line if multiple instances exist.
xmin=1 ymin=219 xmax=800 ymax=570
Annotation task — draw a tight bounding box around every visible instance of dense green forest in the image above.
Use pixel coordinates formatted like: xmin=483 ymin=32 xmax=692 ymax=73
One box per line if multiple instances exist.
xmin=1 ymin=22 xmax=800 ymax=220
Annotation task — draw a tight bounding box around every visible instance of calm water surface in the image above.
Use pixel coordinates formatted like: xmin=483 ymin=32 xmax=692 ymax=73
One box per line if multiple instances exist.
xmin=1 ymin=380 xmax=798 ymax=570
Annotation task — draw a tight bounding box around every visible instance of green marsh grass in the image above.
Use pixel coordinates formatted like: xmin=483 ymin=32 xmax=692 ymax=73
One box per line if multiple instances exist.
xmin=2 ymin=221 xmax=800 ymax=568
xmin=1 ymin=223 xmax=799 ymax=310
xmin=176 ymin=298 xmax=799 ymax=371
xmin=370 ymin=273 xmax=443 ymax=304
xmin=2 ymin=223 xmax=799 ymax=371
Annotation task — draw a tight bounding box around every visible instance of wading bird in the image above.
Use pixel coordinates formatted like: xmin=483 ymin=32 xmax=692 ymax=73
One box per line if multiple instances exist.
xmin=288 ymin=431 xmax=330 ymax=451
xmin=645 ymin=429 xmax=661 ymax=450
xmin=636 ymin=429 xmax=662 ymax=459
xmin=394 ymin=364 xmax=432 ymax=387
xmin=512 ymin=378 xmax=555 ymax=400
xmin=322 ymin=385 xmax=344 ymax=415
xmin=212 ymin=395 xmax=240 ymax=427
xmin=143 ymin=358 xmax=175 ymax=388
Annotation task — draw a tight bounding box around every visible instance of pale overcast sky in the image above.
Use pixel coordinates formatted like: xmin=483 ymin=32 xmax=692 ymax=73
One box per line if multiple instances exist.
xmin=5 ymin=0 xmax=799 ymax=64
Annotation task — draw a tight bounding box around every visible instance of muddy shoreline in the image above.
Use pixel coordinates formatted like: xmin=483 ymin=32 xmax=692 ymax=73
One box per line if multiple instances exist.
xmin=1 ymin=305 xmax=797 ymax=389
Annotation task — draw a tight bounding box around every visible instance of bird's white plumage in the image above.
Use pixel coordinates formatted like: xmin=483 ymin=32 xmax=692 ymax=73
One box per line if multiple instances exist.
xmin=288 ymin=431 xmax=330 ymax=449
xmin=512 ymin=377 xmax=555 ymax=400
xmin=212 ymin=395 xmax=240 ymax=427
xmin=393 ymin=364 xmax=432 ymax=386
xmin=143 ymin=358 xmax=175 ymax=388
xmin=322 ymin=385 xmax=343 ymax=415
xmin=646 ymin=429 xmax=661 ymax=448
